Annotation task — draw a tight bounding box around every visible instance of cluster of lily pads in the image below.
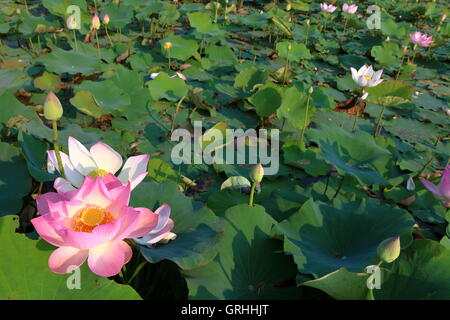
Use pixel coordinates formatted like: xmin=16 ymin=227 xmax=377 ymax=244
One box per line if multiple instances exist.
xmin=0 ymin=0 xmax=449 ymax=300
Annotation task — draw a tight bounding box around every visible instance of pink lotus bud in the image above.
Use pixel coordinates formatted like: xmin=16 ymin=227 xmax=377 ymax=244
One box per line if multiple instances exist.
xmin=91 ymin=13 xmax=101 ymax=30
xmin=103 ymin=14 xmax=110 ymax=25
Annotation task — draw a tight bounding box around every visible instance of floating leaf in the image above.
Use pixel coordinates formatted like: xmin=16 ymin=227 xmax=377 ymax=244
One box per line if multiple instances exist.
xmin=0 ymin=216 xmax=142 ymax=299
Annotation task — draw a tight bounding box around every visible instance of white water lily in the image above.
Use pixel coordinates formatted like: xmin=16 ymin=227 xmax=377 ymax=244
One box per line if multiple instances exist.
xmin=350 ymin=65 xmax=384 ymax=88
xmin=47 ymin=136 xmax=149 ymax=192
xmin=134 ymin=204 xmax=177 ymax=246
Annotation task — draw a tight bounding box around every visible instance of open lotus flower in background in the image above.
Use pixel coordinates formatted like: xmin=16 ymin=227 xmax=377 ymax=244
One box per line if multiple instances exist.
xmin=31 ymin=176 xmax=159 ymax=277
xmin=134 ymin=204 xmax=176 ymax=246
xmin=47 ymin=136 xmax=149 ymax=193
xmin=342 ymin=3 xmax=357 ymax=14
xmin=351 ymin=65 xmax=384 ymax=88
xmin=320 ymin=3 xmax=337 ymax=13
xmin=421 ymin=165 xmax=450 ymax=207
xmin=409 ymin=31 xmax=434 ymax=47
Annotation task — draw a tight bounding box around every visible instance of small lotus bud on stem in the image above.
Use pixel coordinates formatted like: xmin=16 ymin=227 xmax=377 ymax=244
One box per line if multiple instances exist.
xmin=377 ymin=236 xmax=401 ymax=264
xmin=103 ymin=14 xmax=110 ymax=25
xmin=249 ymin=163 xmax=264 ymax=207
xmin=44 ymin=91 xmax=63 ymax=121
xmin=163 ymin=42 xmax=173 ymax=50
xmin=250 ymin=163 xmax=264 ymax=183
xmin=406 ymin=177 xmax=415 ymax=191
xmin=91 ymin=14 xmax=101 ymax=30
xmin=44 ymin=91 xmax=65 ymax=178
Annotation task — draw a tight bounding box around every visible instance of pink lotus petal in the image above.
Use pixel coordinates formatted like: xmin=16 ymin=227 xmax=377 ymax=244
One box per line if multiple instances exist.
xmin=421 ymin=179 xmax=444 ymax=200
xmin=31 ymin=215 xmax=66 ymax=247
xmin=90 ymin=142 xmax=123 ymax=175
xmin=48 ymin=246 xmax=88 ymax=274
xmin=439 ymin=165 xmax=450 ymax=199
xmin=126 ymin=207 xmax=158 ymax=238
xmin=101 ymin=173 xmax=124 ymax=190
xmin=36 ymin=192 xmax=66 ymax=215
xmin=88 ymin=241 xmax=129 ymax=277
xmin=73 ymin=176 xmax=112 ymax=208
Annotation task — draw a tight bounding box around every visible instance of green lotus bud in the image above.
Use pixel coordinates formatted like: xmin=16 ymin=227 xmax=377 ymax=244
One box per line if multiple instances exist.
xmin=286 ymin=3 xmax=292 ymax=11
xmin=308 ymin=86 xmax=314 ymax=94
xmin=43 ymin=91 xmax=63 ymax=121
xmin=377 ymin=236 xmax=401 ymax=263
xmin=250 ymin=163 xmax=264 ymax=183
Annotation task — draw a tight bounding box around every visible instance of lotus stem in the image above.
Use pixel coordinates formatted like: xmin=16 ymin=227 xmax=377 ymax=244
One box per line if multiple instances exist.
xmin=374 ymin=105 xmax=387 ymax=137
xmin=214 ymin=1 xmax=219 ymax=23
xmin=73 ymin=30 xmax=78 ymax=51
xmin=300 ymin=91 xmax=312 ymax=146
xmin=248 ymin=181 xmax=256 ymax=206
xmin=105 ymin=25 xmax=113 ymax=47
xmin=332 ymin=176 xmax=345 ymax=199
xmin=170 ymin=96 xmax=186 ymax=134
xmin=52 ymin=120 xmax=66 ymax=178
xmin=94 ymin=29 xmax=101 ymax=58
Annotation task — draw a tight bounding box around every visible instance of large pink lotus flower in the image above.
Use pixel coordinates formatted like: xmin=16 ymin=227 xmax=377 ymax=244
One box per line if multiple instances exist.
xmin=320 ymin=3 xmax=337 ymax=13
xmin=409 ymin=31 xmax=434 ymax=47
xmin=31 ymin=175 xmax=158 ymax=277
xmin=134 ymin=204 xmax=176 ymax=246
xmin=48 ymin=136 xmax=149 ymax=193
xmin=421 ymin=165 xmax=450 ymax=207
xmin=342 ymin=3 xmax=358 ymax=14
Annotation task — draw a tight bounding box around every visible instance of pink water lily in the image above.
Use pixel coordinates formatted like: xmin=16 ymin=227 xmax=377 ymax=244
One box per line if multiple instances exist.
xmin=320 ymin=3 xmax=337 ymax=13
xmin=47 ymin=136 xmax=149 ymax=193
xmin=134 ymin=204 xmax=176 ymax=246
xmin=31 ymin=175 xmax=158 ymax=277
xmin=421 ymin=165 xmax=450 ymax=207
xmin=342 ymin=3 xmax=357 ymax=14
xmin=409 ymin=31 xmax=434 ymax=47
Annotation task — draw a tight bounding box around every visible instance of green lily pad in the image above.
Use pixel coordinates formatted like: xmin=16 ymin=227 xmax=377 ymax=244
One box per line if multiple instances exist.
xmin=249 ymin=82 xmax=283 ymax=117
xmin=0 ymin=93 xmax=39 ymax=128
xmin=278 ymin=199 xmax=415 ymax=277
xmin=70 ymin=91 xmax=104 ymax=118
xmin=302 ymin=268 xmax=370 ymax=300
xmin=0 ymin=142 xmax=32 ymax=216
xmin=276 ymin=41 xmax=312 ymax=60
xmin=33 ymin=71 xmax=61 ymax=91
xmin=277 ymin=86 xmax=313 ymax=129
xmin=130 ymin=181 xmax=222 ymax=270
xmin=160 ymin=35 xmax=199 ymax=61
xmin=147 ymin=72 xmax=189 ymax=101
xmin=308 ymin=124 xmax=391 ymax=185
xmin=365 ymin=80 xmax=413 ymax=106
xmin=38 ymin=47 xmax=102 ymax=75
xmin=0 ymin=216 xmax=141 ymax=299
xmin=375 ymin=240 xmax=450 ymax=300
xmin=18 ymin=131 xmax=57 ymax=182
xmin=182 ymin=204 xmax=301 ymax=299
